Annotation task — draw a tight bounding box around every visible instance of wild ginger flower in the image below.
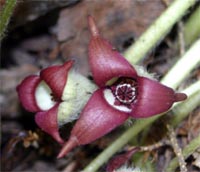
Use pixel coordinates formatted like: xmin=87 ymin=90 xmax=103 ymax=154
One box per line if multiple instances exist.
xmin=57 ymin=16 xmax=187 ymax=158
xmin=17 ymin=60 xmax=96 ymax=143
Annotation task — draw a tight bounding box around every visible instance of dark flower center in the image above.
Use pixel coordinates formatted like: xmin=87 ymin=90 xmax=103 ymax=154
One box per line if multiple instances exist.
xmin=111 ymin=78 xmax=137 ymax=105
xmin=115 ymin=83 xmax=136 ymax=104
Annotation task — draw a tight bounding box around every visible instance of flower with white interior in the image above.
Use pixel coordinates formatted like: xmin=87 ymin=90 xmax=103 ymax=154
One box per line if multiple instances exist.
xmin=57 ymin=16 xmax=187 ymax=158
xmin=17 ymin=61 xmax=96 ymax=143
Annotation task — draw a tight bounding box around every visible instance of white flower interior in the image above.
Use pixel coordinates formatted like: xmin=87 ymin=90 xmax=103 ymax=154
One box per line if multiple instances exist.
xmin=35 ymin=81 xmax=56 ymax=110
xmin=103 ymin=89 xmax=131 ymax=113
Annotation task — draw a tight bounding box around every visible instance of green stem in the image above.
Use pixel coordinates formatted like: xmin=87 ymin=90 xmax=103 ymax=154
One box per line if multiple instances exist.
xmin=166 ymin=134 xmax=200 ymax=172
xmin=161 ymin=39 xmax=200 ymax=89
xmin=83 ymin=81 xmax=200 ymax=172
xmin=123 ymin=0 xmax=196 ymax=65
xmin=180 ymin=80 xmax=200 ymax=98
xmin=0 ymin=0 xmax=17 ymax=40
xmin=184 ymin=5 xmax=200 ymax=47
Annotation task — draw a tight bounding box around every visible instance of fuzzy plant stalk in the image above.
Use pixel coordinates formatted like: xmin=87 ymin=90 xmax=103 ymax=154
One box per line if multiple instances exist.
xmin=83 ymin=80 xmax=200 ymax=172
xmin=0 ymin=0 xmax=16 ymax=40
xmin=184 ymin=5 xmax=200 ymax=47
xmin=123 ymin=0 xmax=196 ymax=64
xmin=166 ymin=134 xmax=200 ymax=172
xmin=162 ymin=39 xmax=200 ymax=88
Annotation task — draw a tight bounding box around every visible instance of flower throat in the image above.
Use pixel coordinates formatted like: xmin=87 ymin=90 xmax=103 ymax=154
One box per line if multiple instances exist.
xmin=111 ymin=78 xmax=137 ymax=106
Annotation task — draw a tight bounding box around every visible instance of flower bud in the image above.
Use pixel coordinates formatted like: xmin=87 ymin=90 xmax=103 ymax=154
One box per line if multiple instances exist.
xmin=106 ymin=147 xmax=140 ymax=172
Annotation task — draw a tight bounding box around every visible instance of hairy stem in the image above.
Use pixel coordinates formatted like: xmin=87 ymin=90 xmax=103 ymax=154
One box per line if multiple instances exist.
xmin=177 ymin=21 xmax=185 ymax=56
xmin=0 ymin=0 xmax=16 ymax=40
xmin=161 ymin=39 xmax=200 ymax=89
xmin=184 ymin=5 xmax=200 ymax=47
xmin=123 ymin=0 xmax=196 ymax=64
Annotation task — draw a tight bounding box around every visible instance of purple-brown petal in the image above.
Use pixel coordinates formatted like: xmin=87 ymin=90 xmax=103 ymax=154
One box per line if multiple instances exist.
xmin=17 ymin=75 xmax=41 ymax=112
xmin=106 ymin=147 xmax=140 ymax=172
xmin=35 ymin=103 xmax=64 ymax=144
xmin=57 ymin=89 xmax=129 ymax=158
xmin=88 ymin=16 xmax=137 ymax=87
xmin=130 ymin=77 xmax=187 ymax=118
xmin=40 ymin=60 xmax=73 ymax=100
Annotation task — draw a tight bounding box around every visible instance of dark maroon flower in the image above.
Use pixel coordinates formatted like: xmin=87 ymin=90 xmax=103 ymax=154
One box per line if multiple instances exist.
xmin=57 ymin=16 xmax=187 ymax=158
xmin=17 ymin=61 xmax=96 ymax=144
